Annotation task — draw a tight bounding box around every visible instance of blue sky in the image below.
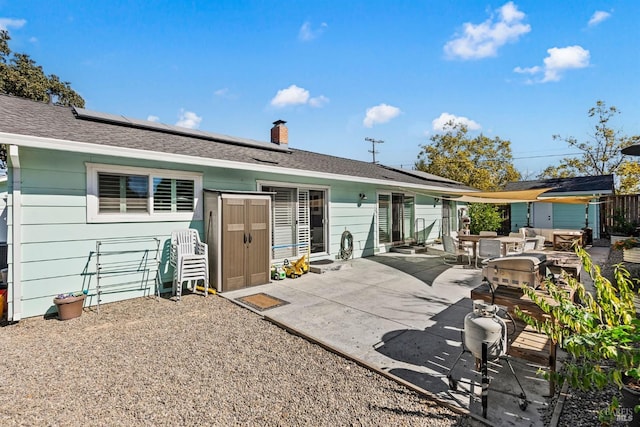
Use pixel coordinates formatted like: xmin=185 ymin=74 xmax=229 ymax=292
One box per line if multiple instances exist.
xmin=1 ymin=1 xmax=639 ymax=178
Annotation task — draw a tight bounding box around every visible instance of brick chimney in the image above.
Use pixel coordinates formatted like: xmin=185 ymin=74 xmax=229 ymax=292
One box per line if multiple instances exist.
xmin=271 ymin=120 xmax=288 ymax=146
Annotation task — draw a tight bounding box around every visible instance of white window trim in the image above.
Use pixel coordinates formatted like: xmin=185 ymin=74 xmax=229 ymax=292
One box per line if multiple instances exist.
xmin=86 ymin=163 xmax=203 ymax=223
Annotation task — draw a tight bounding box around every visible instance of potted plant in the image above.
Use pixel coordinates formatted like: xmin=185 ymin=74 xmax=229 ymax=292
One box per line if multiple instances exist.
xmin=612 ymin=237 xmax=640 ymax=263
xmin=516 ymin=247 xmax=640 ymax=424
xmin=609 ymin=208 xmax=638 ymax=244
xmin=53 ymin=291 xmax=86 ymax=320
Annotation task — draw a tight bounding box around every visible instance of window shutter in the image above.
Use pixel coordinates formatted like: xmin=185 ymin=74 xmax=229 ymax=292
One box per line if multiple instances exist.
xmin=98 ymin=173 xmax=148 ymax=213
xmin=298 ymin=189 xmax=310 ymax=255
xmin=153 ymin=178 xmax=194 ymax=212
xmin=378 ymin=194 xmax=391 ymax=243
xmin=272 ymin=188 xmax=296 ymax=260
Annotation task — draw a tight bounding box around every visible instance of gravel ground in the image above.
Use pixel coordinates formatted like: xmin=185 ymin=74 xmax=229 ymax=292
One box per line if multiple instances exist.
xmin=1 ymin=294 xmax=471 ymax=427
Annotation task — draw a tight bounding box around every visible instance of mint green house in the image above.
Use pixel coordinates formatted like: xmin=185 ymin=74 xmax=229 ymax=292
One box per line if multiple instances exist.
xmin=0 ymin=95 xmax=472 ymax=321
xmin=506 ymin=175 xmax=614 ymax=240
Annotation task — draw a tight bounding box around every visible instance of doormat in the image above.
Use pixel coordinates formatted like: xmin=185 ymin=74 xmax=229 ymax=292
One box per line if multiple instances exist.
xmin=310 ymin=259 xmax=334 ymax=265
xmin=236 ymin=293 xmax=289 ymax=311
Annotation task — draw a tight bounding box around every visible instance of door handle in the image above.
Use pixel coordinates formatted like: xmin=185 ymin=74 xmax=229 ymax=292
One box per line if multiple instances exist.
xmin=248 ymin=233 xmax=252 ymax=243
xmin=243 ymin=233 xmax=247 ymax=244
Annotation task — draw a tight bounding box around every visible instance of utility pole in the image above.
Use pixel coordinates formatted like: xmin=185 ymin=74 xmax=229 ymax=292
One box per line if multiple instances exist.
xmin=365 ymin=137 xmax=384 ymax=164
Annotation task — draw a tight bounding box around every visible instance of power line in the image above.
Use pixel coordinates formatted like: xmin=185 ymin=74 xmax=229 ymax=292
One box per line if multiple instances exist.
xmin=512 ymin=152 xmax=582 ymax=160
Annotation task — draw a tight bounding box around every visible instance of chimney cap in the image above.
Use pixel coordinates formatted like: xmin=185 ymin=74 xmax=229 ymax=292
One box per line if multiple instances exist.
xmin=272 ymin=119 xmax=287 ymax=126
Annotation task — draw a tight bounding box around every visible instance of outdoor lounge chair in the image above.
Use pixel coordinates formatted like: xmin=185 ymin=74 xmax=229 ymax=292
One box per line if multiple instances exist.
xmin=170 ymin=229 xmax=209 ymax=300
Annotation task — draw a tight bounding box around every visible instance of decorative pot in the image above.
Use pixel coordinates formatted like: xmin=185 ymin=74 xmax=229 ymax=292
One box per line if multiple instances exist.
xmin=621 ymin=381 xmax=640 ymax=426
xmin=53 ymin=294 xmax=85 ymax=320
xmin=624 ymin=248 xmax=640 ymax=263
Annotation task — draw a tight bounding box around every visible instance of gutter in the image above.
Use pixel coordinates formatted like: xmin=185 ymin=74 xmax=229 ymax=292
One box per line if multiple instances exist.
xmin=8 ymin=145 xmax=21 ymax=321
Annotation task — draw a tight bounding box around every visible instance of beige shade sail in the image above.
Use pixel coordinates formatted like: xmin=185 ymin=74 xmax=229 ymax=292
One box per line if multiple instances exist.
xmin=448 ymin=188 xmax=554 ymax=203
xmin=535 ymin=196 xmax=597 ymax=204
xmin=445 ymin=188 xmax=598 ymax=204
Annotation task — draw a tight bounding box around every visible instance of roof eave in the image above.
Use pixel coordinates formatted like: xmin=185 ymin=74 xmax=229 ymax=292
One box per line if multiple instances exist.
xmin=0 ymin=131 xmax=469 ymax=194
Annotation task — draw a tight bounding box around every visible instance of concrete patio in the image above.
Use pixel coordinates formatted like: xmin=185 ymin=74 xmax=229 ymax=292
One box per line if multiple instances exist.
xmin=221 ymin=246 xmax=609 ymax=426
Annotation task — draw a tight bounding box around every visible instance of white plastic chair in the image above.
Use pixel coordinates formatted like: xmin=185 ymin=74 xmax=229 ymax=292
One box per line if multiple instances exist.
xmin=442 ymin=235 xmax=472 ymax=266
xmin=506 ymin=232 xmax=525 ymax=254
xmin=522 ymin=238 xmax=537 ymax=252
xmin=170 ymin=229 xmax=209 ymax=300
xmin=479 ymin=231 xmax=498 ymax=237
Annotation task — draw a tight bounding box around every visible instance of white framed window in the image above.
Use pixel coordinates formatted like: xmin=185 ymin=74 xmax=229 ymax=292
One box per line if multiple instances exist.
xmin=86 ymin=163 xmax=203 ymax=223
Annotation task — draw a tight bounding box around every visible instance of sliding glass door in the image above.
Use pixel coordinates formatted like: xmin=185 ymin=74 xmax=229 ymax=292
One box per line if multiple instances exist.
xmin=378 ymin=192 xmax=414 ymax=245
xmin=262 ymin=185 xmax=327 ymax=260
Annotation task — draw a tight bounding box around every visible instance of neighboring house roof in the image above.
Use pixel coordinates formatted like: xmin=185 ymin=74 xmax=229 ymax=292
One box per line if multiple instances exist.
xmin=0 ymin=94 xmax=471 ymax=193
xmin=504 ymin=175 xmax=615 ymax=195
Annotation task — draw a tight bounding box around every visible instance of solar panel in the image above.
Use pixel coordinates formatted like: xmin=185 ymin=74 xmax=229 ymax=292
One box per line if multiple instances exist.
xmin=72 ymin=107 xmax=292 ymax=153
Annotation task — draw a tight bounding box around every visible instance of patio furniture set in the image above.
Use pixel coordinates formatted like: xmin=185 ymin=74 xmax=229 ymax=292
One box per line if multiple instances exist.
xmin=441 ymin=229 xmax=584 ymax=397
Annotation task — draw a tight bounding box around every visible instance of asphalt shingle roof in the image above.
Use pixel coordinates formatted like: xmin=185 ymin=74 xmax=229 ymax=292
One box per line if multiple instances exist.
xmin=0 ymin=94 xmax=471 ymax=191
xmin=505 ymin=174 xmax=614 ymax=194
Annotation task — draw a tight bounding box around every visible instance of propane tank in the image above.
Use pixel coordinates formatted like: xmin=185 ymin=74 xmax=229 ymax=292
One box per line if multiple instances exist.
xmin=464 ymin=300 xmax=507 ymax=360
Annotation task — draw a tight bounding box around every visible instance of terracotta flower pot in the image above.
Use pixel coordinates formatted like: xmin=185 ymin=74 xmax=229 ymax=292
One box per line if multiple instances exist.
xmin=53 ymin=294 xmax=85 ymax=320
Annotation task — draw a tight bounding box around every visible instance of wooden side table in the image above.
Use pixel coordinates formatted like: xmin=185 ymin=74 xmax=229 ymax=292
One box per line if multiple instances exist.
xmin=552 ymin=231 xmax=583 ymax=251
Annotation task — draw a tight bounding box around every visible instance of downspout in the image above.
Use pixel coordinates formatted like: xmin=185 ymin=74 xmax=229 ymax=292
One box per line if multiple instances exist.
xmin=9 ymin=145 xmax=21 ymax=321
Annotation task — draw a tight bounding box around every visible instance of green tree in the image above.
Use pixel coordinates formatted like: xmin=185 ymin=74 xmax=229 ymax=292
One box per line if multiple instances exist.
xmin=539 ymin=100 xmax=640 ymax=194
xmin=0 ymin=30 xmax=84 ymax=106
xmin=415 ymin=121 xmax=520 ymax=191
xmin=0 ymin=30 xmax=85 ymax=166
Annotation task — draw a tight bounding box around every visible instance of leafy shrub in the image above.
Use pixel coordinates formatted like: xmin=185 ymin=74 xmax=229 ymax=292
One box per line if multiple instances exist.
xmin=468 ymin=203 xmax=502 ymax=235
xmin=516 ymin=247 xmax=640 ymax=420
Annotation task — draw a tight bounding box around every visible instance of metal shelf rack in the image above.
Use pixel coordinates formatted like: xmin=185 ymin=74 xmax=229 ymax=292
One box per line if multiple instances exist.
xmin=95 ymin=237 xmax=161 ymax=314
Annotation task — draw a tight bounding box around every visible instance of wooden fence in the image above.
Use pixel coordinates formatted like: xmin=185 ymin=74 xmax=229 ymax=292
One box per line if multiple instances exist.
xmin=600 ymin=195 xmax=640 ymax=236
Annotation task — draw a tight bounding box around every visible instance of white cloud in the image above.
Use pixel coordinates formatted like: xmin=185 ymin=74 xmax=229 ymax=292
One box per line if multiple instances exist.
xmin=0 ymin=18 xmax=26 ymax=31
xmin=514 ymin=45 xmax=590 ymax=83
xmin=308 ymin=95 xmax=329 ymax=108
xmin=147 ymin=115 xmax=159 ymax=122
xmin=175 ymin=109 xmax=202 ymax=129
xmin=432 ymin=113 xmax=481 ymax=132
xmin=298 ymin=21 xmax=328 ymax=41
xmin=363 ymin=104 xmax=401 ymax=128
xmin=270 ymin=84 xmax=329 ymax=108
xmin=271 ymin=85 xmax=309 ymax=107
xmin=588 ymin=10 xmax=611 ymax=27
xmin=214 ymin=88 xmax=229 ymax=97
xmin=444 ymin=1 xmax=530 ymax=60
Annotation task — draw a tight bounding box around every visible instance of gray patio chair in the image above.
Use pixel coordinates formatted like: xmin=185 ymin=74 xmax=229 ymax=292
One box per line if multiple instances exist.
xmin=477 ymin=238 xmax=502 ymax=267
xmin=442 ymin=235 xmax=472 ymax=266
